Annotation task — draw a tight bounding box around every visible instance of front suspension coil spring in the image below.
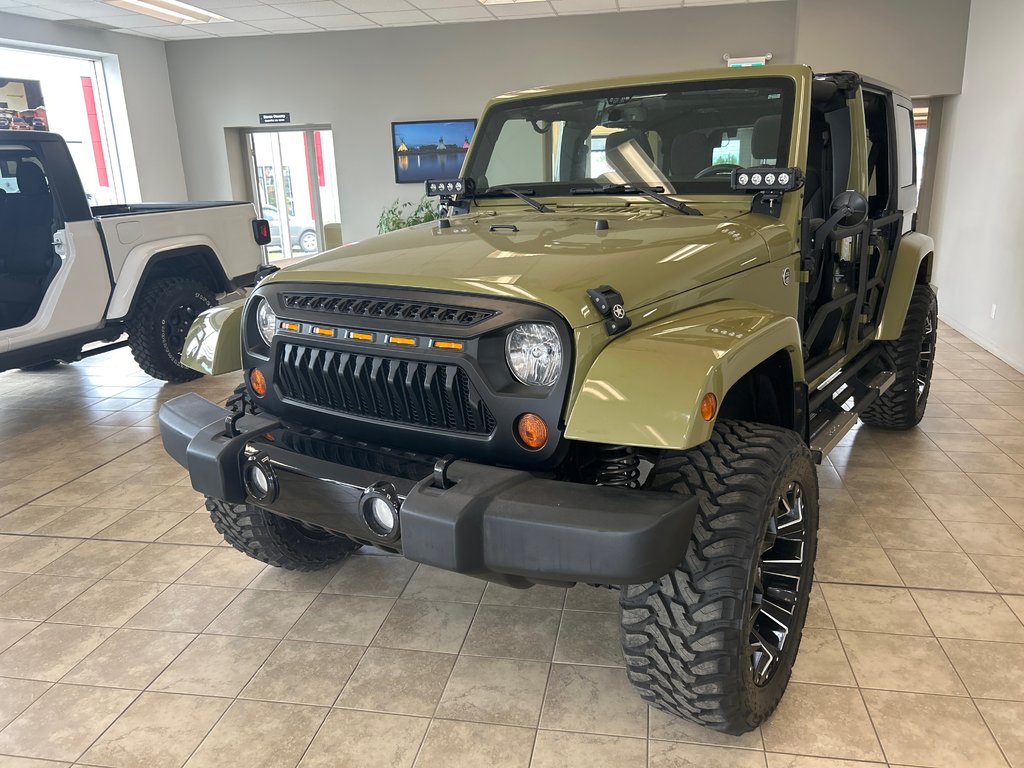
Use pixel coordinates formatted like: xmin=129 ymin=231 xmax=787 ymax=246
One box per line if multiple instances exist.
xmin=595 ymin=445 xmax=641 ymax=489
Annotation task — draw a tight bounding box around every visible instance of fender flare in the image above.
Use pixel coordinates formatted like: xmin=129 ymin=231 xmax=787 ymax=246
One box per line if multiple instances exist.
xmin=106 ymin=235 xmax=229 ymax=321
xmin=876 ymin=231 xmax=934 ymax=341
xmin=565 ymin=301 xmax=804 ymax=450
xmin=180 ymin=299 xmax=245 ymax=375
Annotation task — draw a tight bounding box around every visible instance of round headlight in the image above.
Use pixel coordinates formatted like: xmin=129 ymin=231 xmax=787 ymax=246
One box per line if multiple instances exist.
xmin=505 ymin=323 xmax=562 ymax=387
xmin=255 ymin=297 xmax=277 ymax=347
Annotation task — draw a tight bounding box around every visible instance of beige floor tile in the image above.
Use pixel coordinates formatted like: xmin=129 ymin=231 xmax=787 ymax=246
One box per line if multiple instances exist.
xmin=205 ymin=589 xmax=316 ymax=639
xmin=33 ymin=507 xmax=131 ymax=538
xmin=0 ymin=619 xmax=37 ymax=654
xmin=462 ymin=605 xmax=560 ymax=661
xmin=125 ymin=583 xmax=240 ymax=632
xmin=0 ymin=536 xmax=81 ymax=573
xmin=863 ymin=689 xmax=1007 ymax=768
xmin=648 ymin=741 xmax=766 ymax=768
xmin=436 ymin=655 xmax=548 ymax=727
xmin=533 ymin=730 xmax=647 ymax=768
xmin=247 ymin=563 xmax=340 ymax=593
xmin=241 ymin=640 xmax=363 ymax=706
xmin=805 ymin=584 xmax=834 ymax=629
xmin=972 ymin=554 xmax=1024 ymax=593
xmin=0 ymin=572 xmax=27 ymax=597
xmin=817 ymin=513 xmax=880 ymax=548
xmin=912 ymin=590 xmax=1024 ymax=641
xmin=791 ymin=628 xmax=856 ymax=686
xmin=927 ymin=432 xmax=1002 ymax=453
xmin=760 ymin=683 xmax=882 ymax=761
xmin=139 ymin=486 xmax=205 ymax=514
xmin=184 ymin=699 xmax=327 ymax=768
xmin=902 ymin=470 xmax=986 ymax=497
xmin=156 ymin=515 xmax=224 ymax=546
xmin=413 ymin=719 xmax=535 ymax=768
xmin=0 ymin=622 xmax=113 ymax=681
xmin=887 ymin=549 xmax=995 ymax=591
xmin=840 ymin=630 xmax=966 ymax=695
xmin=298 ymin=709 xmax=427 ymax=768
xmin=554 ymin=610 xmax=623 ymax=667
xmin=48 ymin=579 xmax=164 ymax=627
xmin=335 ymin=647 xmax=454 ymax=717
xmin=176 ymin=548 xmax=266 ymax=588
xmin=96 ymin=510 xmax=190 ymax=542
xmin=322 ymin=554 xmax=416 ymax=597
xmin=0 ymin=575 xmax=95 ymax=621
xmin=995 ymin=496 xmax=1024 ymax=527
xmin=850 ymin=489 xmax=934 ymax=518
xmin=972 ymin=473 xmax=1024 ymax=498
xmin=921 ymin=494 xmax=1015 ymax=523
xmin=62 ymin=628 xmax=194 ymax=689
xmin=401 ymin=564 xmax=486 ymax=604
xmin=106 ymin=543 xmax=212 ymax=582
xmin=81 ymin=691 xmax=229 ymax=768
xmin=539 ymin=664 xmax=647 ymax=738
xmin=866 ymin=517 xmax=961 ymax=552
xmin=1006 ymin=595 xmax=1024 ymax=624
xmin=941 ymin=638 xmax=1024 ymax=700
xmin=949 ymin=452 xmax=1024 ymax=474
xmin=975 ymin=699 xmax=1024 ymax=768
xmin=821 ymin=584 xmax=930 ymax=635
xmin=371 ymin=598 xmax=476 ymax=654
xmin=482 ymin=582 xmax=566 ymax=609
xmin=946 ymin=522 xmax=1024 ymax=556
xmin=0 ymin=677 xmax=50 ymax=730
xmin=815 ymin=545 xmax=902 ymax=586
xmin=0 ymin=505 xmax=71 ymax=534
xmin=287 ymin=593 xmax=395 ymax=646
xmin=564 ymin=585 xmax=621 ymax=612
xmin=38 ymin=539 xmax=145 ymax=578
xmin=765 ymin=756 xmax=891 ymax=768
xmin=149 ymin=634 xmax=277 ymax=697
xmin=0 ymin=683 xmax=136 ymax=762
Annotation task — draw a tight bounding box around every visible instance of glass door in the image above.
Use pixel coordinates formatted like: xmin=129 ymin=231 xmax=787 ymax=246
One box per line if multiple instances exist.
xmin=247 ymin=128 xmax=341 ymax=261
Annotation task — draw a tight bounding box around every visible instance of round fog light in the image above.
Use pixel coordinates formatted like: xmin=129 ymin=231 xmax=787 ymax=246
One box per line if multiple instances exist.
xmin=360 ymin=483 xmax=401 ymax=541
xmin=244 ymin=454 xmax=278 ymax=503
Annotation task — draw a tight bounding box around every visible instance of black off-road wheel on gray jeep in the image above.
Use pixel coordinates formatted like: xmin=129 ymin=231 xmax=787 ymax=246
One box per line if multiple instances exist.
xmin=860 ymin=284 xmax=938 ymax=430
xmin=126 ymin=277 xmax=215 ymax=383
xmin=619 ymin=421 xmax=818 ymax=735
xmin=207 ymin=498 xmax=362 ymax=571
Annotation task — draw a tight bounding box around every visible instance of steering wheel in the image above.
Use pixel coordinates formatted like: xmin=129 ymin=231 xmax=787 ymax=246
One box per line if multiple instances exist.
xmin=694 ymin=164 xmax=742 ymax=179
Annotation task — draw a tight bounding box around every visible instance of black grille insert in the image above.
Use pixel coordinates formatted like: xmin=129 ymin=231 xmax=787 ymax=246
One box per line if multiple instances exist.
xmin=277 ymin=343 xmax=497 ymax=435
xmin=280 ymin=293 xmax=497 ymax=327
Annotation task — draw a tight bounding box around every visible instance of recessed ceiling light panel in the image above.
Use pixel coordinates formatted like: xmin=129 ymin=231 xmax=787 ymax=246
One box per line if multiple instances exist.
xmin=107 ymin=0 xmax=224 ymax=24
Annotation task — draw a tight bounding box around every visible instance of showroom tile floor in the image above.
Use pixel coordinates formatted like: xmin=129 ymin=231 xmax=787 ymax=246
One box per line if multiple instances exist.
xmin=0 ymin=324 xmax=1022 ymax=768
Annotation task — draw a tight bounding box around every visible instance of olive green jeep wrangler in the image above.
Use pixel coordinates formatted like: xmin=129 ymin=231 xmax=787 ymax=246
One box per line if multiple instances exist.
xmin=159 ymin=65 xmax=936 ymax=734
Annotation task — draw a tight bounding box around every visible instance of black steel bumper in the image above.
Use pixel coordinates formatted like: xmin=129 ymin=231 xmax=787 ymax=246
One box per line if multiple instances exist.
xmin=159 ymin=393 xmax=698 ymax=586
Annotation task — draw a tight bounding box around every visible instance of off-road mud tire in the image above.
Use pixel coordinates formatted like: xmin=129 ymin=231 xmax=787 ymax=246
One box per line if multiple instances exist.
xmin=861 ymin=285 xmax=938 ymax=429
xmin=126 ymin=277 xmax=214 ymax=383
xmin=207 ymin=498 xmax=361 ymax=571
xmin=619 ymin=420 xmax=818 ymax=735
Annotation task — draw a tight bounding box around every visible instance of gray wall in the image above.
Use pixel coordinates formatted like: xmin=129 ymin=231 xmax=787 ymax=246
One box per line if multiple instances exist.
xmin=928 ymin=0 xmax=1024 ymax=369
xmin=795 ymin=0 xmax=971 ymax=97
xmin=165 ymin=0 xmax=973 ymax=242
xmin=166 ymin=2 xmax=799 ymax=242
xmin=0 ymin=11 xmax=187 ymax=201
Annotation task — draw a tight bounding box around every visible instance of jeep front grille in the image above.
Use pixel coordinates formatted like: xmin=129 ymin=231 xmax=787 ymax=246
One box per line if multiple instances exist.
xmin=277 ymin=342 xmax=496 ymax=435
xmin=280 ymin=293 xmax=497 ymax=327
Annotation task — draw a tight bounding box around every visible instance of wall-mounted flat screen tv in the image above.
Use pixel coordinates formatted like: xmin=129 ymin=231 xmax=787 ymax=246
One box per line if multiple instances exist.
xmin=392 ymin=119 xmax=476 ymax=184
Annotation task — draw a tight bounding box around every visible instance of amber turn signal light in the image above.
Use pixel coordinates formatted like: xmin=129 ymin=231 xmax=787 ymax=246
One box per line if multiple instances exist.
xmin=250 ymin=368 xmax=267 ymax=397
xmin=700 ymin=392 xmax=718 ymax=421
xmin=516 ymin=413 xmax=548 ymax=450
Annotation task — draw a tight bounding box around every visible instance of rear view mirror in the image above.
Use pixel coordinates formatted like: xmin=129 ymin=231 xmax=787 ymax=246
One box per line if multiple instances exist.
xmin=830 ymin=190 xmax=869 ymax=228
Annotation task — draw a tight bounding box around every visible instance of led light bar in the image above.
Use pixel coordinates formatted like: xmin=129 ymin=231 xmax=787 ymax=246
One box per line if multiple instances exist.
xmin=108 ymin=0 xmax=224 ymax=24
xmin=730 ymin=167 xmax=804 ymax=192
xmin=425 ymin=178 xmax=472 ymax=198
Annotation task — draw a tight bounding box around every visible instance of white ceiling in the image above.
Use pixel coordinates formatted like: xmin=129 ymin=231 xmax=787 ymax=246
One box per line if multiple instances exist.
xmin=0 ymin=0 xmax=785 ymax=40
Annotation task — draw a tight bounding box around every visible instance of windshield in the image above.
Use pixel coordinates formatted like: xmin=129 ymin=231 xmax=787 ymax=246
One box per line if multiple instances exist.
xmin=465 ymin=77 xmax=795 ymax=197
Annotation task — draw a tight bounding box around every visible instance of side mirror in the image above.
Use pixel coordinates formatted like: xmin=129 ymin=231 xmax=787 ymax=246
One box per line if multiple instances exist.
xmin=830 ymin=190 xmax=869 ymax=228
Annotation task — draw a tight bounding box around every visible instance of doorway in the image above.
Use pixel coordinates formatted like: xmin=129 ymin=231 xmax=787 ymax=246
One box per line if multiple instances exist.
xmin=246 ymin=128 xmax=341 ymax=260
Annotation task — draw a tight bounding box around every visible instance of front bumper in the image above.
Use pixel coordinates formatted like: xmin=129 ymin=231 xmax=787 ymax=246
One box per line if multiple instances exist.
xmin=159 ymin=393 xmax=698 ymax=586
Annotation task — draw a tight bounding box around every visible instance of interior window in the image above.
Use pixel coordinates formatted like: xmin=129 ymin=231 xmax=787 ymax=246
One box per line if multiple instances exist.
xmin=863 ymin=91 xmax=892 ymax=216
xmin=0 ymin=148 xmax=60 ymax=331
xmin=896 ymin=106 xmax=915 ymax=187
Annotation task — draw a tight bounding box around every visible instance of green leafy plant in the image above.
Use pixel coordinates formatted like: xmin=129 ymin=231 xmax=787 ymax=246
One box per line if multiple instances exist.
xmin=377 ymin=197 xmax=439 ymax=234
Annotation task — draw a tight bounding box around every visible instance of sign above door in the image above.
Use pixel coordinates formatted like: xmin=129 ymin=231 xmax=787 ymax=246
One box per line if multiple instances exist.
xmin=259 ymin=112 xmax=290 ymax=125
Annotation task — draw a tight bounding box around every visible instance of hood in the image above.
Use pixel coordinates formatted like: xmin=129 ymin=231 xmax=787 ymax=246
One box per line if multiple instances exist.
xmin=268 ymin=207 xmax=769 ymax=328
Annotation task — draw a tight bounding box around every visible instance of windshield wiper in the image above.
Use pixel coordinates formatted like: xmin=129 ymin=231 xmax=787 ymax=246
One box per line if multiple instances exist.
xmin=476 ymin=186 xmax=552 ymax=213
xmin=570 ymin=183 xmax=701 ymax=216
